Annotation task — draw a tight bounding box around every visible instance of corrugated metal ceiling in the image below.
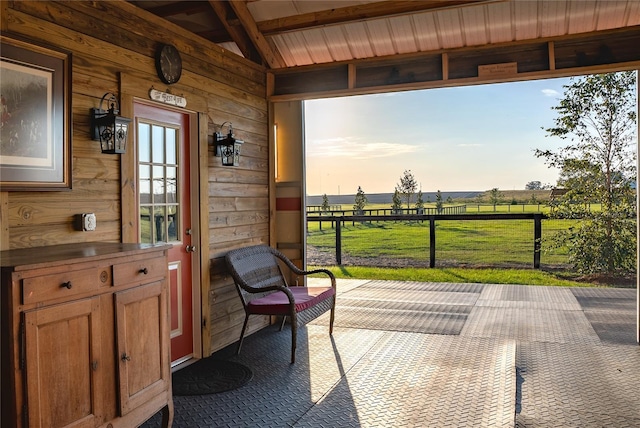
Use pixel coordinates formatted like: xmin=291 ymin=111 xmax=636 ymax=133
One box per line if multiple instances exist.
xmin=132 ymin=0 xmax=640 ymax=69
xmin=251 ymin=0 xmax=640 ymax=67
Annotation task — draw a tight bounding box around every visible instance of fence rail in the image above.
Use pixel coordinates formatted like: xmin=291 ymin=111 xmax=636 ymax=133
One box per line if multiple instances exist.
xmin=308 ymin=205 xmax=467 ymax=217
xmin=306 ymin=213 xmax=547 ymax=269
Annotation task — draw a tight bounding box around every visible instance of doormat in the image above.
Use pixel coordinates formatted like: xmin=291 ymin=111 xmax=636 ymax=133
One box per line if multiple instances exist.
xmin=172 ymin=358 xmax=253 ymax=396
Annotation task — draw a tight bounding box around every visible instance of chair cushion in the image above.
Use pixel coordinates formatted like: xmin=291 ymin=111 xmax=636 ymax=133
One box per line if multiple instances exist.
xmin=247 ymin=286 xmax=335 ymax=315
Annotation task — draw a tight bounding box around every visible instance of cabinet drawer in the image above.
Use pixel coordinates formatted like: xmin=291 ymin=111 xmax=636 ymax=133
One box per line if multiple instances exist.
xmin=113 ymin=255 xmax=166 ymax=286
xmin=22 ymin=266 xmax=113 ymax=305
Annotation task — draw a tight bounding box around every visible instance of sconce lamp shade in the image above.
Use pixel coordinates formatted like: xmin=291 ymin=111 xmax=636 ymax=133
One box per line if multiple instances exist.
xmin=91 ymin=93 xmax=131 ymax=154
xmin=213 ymin=122 xmax=243 ymax=166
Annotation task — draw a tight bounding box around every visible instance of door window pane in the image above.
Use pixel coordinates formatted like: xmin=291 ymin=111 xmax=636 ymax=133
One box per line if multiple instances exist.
xmin=138 ymin=123 xmax=151 ymax=163
xmin=139 ymin=165 xmax=151 ymax=204
xmin=166 ymin=129 xmax=177 ymax=165
xmin=138 ymin=120 xmax=181 ymax=244
xmin=153 ymin=166 xmax=166 ymax=203
xmin=152 ymin=125 xmax=165 ymax=163
xmin=168 ymin=205 xmax=179 ymax=242
xmin=154 ymin=206 xmax=167 ymax=242
xmin=166 ymin=167 xmax=177 ymax=204
xmin=140 ymin=207 xmax=151 ymax=244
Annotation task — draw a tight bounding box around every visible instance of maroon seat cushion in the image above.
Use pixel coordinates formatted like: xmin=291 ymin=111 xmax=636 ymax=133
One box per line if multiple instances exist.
xmin=247 ymin=286 xmax=335 ymax=315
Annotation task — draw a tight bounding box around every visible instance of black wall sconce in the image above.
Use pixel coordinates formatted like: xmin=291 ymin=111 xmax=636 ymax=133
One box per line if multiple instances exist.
xmin=91 ymin=92 xmax=131 ymax=154
xmin=212 ymin=122 xmax=243 ymax=166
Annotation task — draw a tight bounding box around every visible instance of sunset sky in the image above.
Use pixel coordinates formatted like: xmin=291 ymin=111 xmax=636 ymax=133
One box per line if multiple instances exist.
xmin=304 ymin=77 xmax=573 ymax=196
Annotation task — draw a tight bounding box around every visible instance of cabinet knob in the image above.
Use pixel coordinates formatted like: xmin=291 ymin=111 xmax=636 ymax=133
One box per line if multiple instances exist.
xmin=121 ymin=353 xmax=131 ymax=362
xmin=139 ymin=267 xmax=149 ymax=275
xmin=61 ymin=281 xmax=72 ymax=289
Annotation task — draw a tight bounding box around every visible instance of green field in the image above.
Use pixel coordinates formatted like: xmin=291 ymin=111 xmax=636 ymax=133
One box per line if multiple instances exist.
xmin=307 ymin=216 xmax=573 ymax=268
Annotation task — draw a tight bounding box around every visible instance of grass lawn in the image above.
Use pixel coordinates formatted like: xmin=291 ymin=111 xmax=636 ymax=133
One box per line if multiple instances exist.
xmin=307 ymin=218 xmax=573 ymax=268
xmin=308 ymin=265 xmax=593 ymax=287
xmin=306 ymin=203 xmax=632 ymax=288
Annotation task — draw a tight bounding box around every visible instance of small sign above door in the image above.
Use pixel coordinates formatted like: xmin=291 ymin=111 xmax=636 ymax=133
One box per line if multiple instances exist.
xmin=478 ymin=62 xmax=518 ymax=78
xmin=149 ymin=88 xmax=187 ymax=108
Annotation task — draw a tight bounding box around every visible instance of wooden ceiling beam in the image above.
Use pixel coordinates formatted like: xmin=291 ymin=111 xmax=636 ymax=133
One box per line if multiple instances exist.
xmin=257 ymin=0 xmax=495 ymax=35
xmin=135 ymin=1 xmax=207 ymax=18
xmin=268 ymin=26 xmax=640 ymax=101
xmin=227 ymin=0 xmax=286 ymax=69
xmin=208 ymin=0 xmax=263 ymax=65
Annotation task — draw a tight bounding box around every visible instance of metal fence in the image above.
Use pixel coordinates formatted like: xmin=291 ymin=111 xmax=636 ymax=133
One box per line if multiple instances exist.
xmin=306 ymin=213 xmax=562 ymax=269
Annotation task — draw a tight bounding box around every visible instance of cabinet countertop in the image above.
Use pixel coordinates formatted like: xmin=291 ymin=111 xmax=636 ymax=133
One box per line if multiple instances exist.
xmin=1 ymin=242 xmax=172 ymax=271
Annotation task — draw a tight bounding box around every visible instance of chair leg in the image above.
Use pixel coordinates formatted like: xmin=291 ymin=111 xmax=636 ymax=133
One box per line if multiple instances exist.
xmin=237 ymin=314 xmax=250 ymax=355
xmin=329 ymin=299 xmax=336 ymax=335
xmin=279 ymin=315 xmax=286 ymax=331
xmin=290 ymin=314 xmax=297 ymax=364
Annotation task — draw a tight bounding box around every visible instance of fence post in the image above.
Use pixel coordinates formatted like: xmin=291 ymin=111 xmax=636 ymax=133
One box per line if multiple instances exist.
xmin=429 ymin=216 xmax=436 ymax=268
xmin=336 ymin=217 xmax=342 ymax=265
xmin=533 ymin=214 xmax=542 ymax=269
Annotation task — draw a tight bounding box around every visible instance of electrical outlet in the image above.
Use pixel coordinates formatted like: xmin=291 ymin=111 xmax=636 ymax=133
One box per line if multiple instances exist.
xmin=82 ymin=213 xmax=96 ymax=231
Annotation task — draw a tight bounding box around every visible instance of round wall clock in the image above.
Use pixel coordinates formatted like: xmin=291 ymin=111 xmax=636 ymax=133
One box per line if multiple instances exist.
xmin=155 ymin=44 xmax=182 ymax=84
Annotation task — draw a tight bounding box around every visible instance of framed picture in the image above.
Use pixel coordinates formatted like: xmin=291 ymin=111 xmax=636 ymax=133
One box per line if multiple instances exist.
xmin=0 ymin=35 xmax=71 ymax=191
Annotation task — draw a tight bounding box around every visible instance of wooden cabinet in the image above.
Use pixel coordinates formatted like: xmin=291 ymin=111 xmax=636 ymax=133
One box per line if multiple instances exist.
xmin=1 ymin=243 xmax=173 ymax=428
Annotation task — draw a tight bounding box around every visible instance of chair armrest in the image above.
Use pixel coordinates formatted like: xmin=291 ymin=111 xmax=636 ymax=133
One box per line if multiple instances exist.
xmin=301 ymin=269 xmax=336 ymax=289
xmin=238 ymin=283 xmax=296 ymax=305
xmin=272 ymin=249 xmax=336 ymax=289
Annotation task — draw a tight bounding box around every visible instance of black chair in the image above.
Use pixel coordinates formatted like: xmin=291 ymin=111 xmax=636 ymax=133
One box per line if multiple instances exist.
xmin=225 ymin=245 xmax=336 ymax=363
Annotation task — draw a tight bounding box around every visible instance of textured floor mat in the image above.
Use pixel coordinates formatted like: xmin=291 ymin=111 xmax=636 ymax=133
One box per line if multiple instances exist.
xmin=477 ymin=283 xmax=582 ymax=310
xmin=297 ymin=333 xmax=516 ymax=428
xmin=571 ymin=287 xmax=637 ymax=345
xmin=583 ymin=310 xmax=638 ymax=345
xmin=516 ymin=342 xmax=640 ymax=427
xmin=313 ymin=304 xmax=470 ymax=334
xmin=571 ymin=287 xmax=637 ymax=312
xmin=462 ymin=306 xmax=601 ymax=344
xmin=356 ymin=280 xmax=485 ymax=293
xmin=143 ymin=281 xmax=637 ymax=428
xmin=311 ymin=280 xmax=480 ymax=334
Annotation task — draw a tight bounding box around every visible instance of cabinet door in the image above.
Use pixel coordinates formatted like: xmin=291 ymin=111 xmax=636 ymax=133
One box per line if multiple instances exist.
xmin=24 ymin=298 xmax=103 ymax=428
xmin=115 ymin=281 xmax=169 ymax=415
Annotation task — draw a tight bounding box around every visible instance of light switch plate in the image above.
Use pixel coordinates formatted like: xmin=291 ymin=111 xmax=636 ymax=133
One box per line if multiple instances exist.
xmin=82 ymin=213 xmax=96 ymax=231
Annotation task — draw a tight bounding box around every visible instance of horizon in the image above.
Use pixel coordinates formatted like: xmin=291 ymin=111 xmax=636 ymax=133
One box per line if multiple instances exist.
xmin=304 ymin=77 xmax=569 ymax=195
xmin=306 ymin=189 xmax=548 ymax=198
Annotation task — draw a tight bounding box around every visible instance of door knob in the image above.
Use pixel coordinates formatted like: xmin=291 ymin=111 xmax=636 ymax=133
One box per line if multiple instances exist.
xmin=186 ymin=245 xmax=196 ymax=252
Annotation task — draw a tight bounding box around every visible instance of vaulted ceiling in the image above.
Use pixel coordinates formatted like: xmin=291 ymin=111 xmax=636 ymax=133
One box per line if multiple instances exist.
xmin=129 ymin=1 xmax=640 ymax=99
xmin=131 ymin=0 xmax=639 ymax=69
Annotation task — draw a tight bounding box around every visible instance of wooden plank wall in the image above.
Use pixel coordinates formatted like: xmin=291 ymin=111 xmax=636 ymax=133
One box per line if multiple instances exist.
xmin=0 ymin=0 xmax=271 ymax=354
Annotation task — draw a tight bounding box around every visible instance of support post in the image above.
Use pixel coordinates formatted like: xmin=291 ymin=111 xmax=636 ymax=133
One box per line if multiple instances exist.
xmin=533 ymin=214 xmax=542 ymax=269
xmin=429 ymin=216 xmax=436 ymax=268
xmin=336 ymin=217 xmax=342 ymax=265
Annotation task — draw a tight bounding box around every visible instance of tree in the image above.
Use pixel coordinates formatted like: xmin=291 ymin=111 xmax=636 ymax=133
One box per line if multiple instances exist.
xmin=321 ymin=194 xmax=330 ymax=212
xmin=396 ymin=170 xmax=417 ymax=210
xmin=353 ymin=186 xmax=367 ymax=214
xmin=535 ymin=71 xmax=637 ymax=273
xmin=415 ymin=190 xmax=425 ymax=214
xmin=435 ymin=190 xmax=443 ymax=213
xmin=391 ymin=189 xmax=403 ymax=214
xmin=525 ymin=181 xmax=543 ymax=190
xmin=489 ymin=188 xmax=503 ymax=211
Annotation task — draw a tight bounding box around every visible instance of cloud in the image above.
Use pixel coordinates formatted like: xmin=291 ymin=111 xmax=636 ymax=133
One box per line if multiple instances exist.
xmin=542 ymin=89 xmax=559 ymax=97
xmin=307 ymin=137 xmax=419 ymax=159
xmin=457 ymin=143 xmax=483 ymax=147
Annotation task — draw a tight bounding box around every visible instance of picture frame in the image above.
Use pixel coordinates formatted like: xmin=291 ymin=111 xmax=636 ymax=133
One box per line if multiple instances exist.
xmin=0 ymin=35 xmax=72 ymax=191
